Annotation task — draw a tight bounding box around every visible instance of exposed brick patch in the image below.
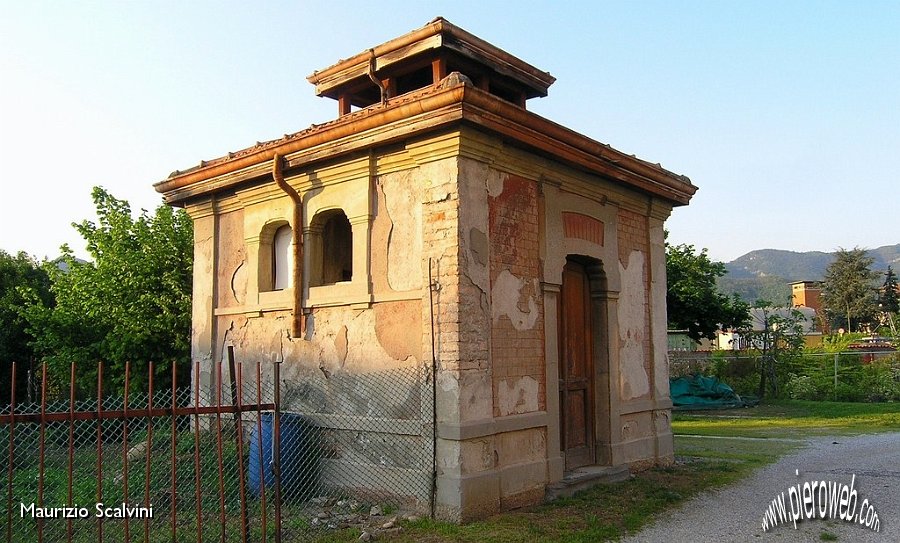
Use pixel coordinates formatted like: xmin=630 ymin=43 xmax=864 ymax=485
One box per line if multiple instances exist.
xmin=422 ymin=166 xmax=463 ymax=372
xmin=562 ymin=212 xmax=604 ymax=246
xmin=489 ymin=174 xmax=545 ymax=417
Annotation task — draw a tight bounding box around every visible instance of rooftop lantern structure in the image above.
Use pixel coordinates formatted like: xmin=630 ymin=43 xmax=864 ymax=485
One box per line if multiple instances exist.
xmin=307 ymin=17 xmax=556 ymax=116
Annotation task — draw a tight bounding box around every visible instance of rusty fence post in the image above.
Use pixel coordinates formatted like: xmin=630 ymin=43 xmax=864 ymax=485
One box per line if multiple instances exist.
xmin=256 ymin=361 xmax=267 ymax=543
xmin=193 ymin=360 xmax=203 ymax=543
xmin=215 ymin=359 xmax=226 ymax=543
xmin=122 ymin=361 xmax=132 ymax=543
xmin=170 ymin=362 xmax=178 ymax=542
xmin=274 ymin=360 xmax=282 ymax=543
xmin=5 ymin=362 xmax=15 ymax=543
xmin=144 ymin=361 xmax=154 ymax=543
xmin=227 ymin=346 xmax=249 ymax=543
xmin=96 ymin=362 xmax=105 ymax=543
xmin=67 ymin=362 xmax=76 ymax=543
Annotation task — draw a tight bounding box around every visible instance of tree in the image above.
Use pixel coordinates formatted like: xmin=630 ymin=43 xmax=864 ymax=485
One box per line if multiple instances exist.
xmin=0 ymin=251 xmax=54 ymax=402
xmin=737 ymin=301 xmax=807 ymax=399
xmin=23 ymin=187 xmax=193 ymax=395
xmin=879 ymin=266 xmax=899 ymax=314
xmin=821 ymin=248 xmax=879 ymax=333
xmin=666 ymin=240 xmax=750 ymax=341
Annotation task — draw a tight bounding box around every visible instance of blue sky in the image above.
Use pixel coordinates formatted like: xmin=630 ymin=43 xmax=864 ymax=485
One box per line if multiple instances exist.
xmin=2 ymin=1 xmax=898 ymax=262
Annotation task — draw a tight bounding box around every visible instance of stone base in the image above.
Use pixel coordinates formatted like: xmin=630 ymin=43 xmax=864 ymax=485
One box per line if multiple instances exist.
xmin=544 ymin=465 xmax=631 ymax=501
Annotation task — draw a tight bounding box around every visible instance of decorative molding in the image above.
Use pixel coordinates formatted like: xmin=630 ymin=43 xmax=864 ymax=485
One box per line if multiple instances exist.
xmin=437 ymin=411 xmax=549 ymax=441
xmin=540 ymin=282 xmax=561 ymax=293
xmin=562 ymin=212 xmax=604 ymax=246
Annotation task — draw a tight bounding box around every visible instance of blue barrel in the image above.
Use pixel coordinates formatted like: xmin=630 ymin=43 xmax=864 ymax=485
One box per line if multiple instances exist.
xmin=249 ymin=412 xmax=318 ymax=500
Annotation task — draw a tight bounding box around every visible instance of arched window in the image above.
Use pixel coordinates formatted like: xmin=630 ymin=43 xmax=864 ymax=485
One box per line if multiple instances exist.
xmin=310 ymin=209 xmax=352 ymax=286
xmin=272 ymin=225 xmax=293 ymax=290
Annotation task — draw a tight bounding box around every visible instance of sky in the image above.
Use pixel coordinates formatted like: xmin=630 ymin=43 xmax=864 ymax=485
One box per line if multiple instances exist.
xmin=1 ymin=1 xmax=898 ymax=263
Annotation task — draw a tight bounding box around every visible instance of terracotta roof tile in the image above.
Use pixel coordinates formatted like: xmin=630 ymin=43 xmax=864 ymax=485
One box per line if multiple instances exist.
xmin=168 ymin=84 xmax=445 ymax=179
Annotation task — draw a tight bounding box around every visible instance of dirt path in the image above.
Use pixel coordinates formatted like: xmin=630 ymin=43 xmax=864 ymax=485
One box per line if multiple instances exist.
xmin=621 ymin=432 xmax=900 ymax=542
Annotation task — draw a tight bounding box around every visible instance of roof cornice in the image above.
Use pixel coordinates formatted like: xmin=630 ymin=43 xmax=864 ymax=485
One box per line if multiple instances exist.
xmin=155 ymin=81 xmax=696 ymax=207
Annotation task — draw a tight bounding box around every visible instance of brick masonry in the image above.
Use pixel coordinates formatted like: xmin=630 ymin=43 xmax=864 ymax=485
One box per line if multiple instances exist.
xmin=488 ymin=174 xmax=545 ymax=417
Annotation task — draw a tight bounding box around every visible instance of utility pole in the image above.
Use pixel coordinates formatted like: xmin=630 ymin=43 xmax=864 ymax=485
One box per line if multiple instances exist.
xmin=758 ymin=310 xmax=769 ymax=399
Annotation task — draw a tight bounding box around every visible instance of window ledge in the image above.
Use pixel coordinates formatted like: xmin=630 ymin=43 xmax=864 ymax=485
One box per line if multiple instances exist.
xmin=307 ymin=282 xmax=371 ymax=308
xmin=259 ymin=288 xmax=293 ymax=307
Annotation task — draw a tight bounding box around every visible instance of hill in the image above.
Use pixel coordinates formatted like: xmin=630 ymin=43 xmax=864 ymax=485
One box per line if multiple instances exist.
xmin=717 ymin=244 xmax=900 ymax=303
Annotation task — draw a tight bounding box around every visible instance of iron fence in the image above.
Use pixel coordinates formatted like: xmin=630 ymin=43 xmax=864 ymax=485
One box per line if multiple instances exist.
xmin=1 ymin=348 xmax=436 ymax=542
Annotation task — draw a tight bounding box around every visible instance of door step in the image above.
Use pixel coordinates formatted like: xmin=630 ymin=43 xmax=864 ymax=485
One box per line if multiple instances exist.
xmin=544 ymin=465 xmax=631 ymax=501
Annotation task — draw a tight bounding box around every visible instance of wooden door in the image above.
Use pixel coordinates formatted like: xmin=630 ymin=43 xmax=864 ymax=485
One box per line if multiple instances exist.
xmin=559 ymin=260 xmax=595 ymax=470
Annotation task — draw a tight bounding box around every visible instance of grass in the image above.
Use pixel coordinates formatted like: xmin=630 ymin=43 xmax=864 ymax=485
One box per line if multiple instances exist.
xmin=9 ymin=400 xmax=896 ymax=542
xmin=314 ymin=462 xmax=742 ymax=543
xmin=307 ymin=436 xmax=799 ymax=543
xmin=672 ymin=399 xmax=900 ymax=438
xmin=307 ymin=399 xmax=898 ymax=542
xmin=309 ymin=460 xmax=781 ymax=543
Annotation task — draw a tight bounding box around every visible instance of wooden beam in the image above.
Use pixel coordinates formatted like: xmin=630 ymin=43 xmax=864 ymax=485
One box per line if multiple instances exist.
xmin=382 ymin=77 xmax=397 ymax=99
xmin=432 ymin=57 xmax=447 ymax=84
xmin=338 ymin=94 xmax=351 ymax=116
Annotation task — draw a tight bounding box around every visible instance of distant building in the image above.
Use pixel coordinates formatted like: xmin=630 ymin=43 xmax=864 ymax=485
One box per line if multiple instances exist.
xmin=790 ymin=280 xmax=827 ymax=340
xmin=667 ymin=330 xmax=714 ymax=351
xmin=791 ymin=280 xmax=822 ymax=312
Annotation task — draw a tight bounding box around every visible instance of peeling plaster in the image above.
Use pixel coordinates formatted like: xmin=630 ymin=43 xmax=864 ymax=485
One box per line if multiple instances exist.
xmin=469 ymin=228 xmax=488 ymax=266
xmin=461 ymin=270 xmax=490 ymax=321
xmin=370 ymin=179 xmax=392 ymax=294
xmin=374 ymin=301 xmax=422 ymax=362
xmin=436 ymin=370 xmax=492 ymax=424
xmin=457 ymin=160 xmax=490 ymax=300
xmin=497 ymin=376 xmax=539 ymax=416
xmin=335 ymin=325 xmax=348 ymax=365
xmin=485 ymin=169 xmax=506 ymax=198
xmin=278 ymin=329 xmax=286 ymax=363
xmin=491 ymin=269 xmax=539 ymax=331
xmin=438 ymin=371 xmax=460 ymax=394
xmin=303 ymin=312 xmax=315 ymax=341
xmin=649 ymin=221 xmax=670 ymax=400
xmin=618 ymin=251 xmax=649 ymax=400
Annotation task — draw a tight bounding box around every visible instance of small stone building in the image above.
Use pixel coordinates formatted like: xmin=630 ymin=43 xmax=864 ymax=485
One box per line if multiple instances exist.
xmin=155 ymin=18 xmax=696 ymax=522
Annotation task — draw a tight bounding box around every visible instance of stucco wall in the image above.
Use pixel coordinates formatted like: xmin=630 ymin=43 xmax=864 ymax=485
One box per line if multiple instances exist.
xmin=616 ymin=208 xmax=651 ymax=402
xmin=186 ymin=150 xmax=442 ymax=508
xmin=184 ymin=129 xmax=677 ymax=522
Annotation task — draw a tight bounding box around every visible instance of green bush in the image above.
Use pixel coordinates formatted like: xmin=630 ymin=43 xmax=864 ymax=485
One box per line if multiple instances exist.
xmin=700 ymin=352 xmax=900 ymax=403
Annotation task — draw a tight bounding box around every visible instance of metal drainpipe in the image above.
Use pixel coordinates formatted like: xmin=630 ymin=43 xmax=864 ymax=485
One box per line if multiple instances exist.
xmin=272 ymin=153 xmax=306 ymax=338
xmin=367 ymin=49 xmax=387 ymax=105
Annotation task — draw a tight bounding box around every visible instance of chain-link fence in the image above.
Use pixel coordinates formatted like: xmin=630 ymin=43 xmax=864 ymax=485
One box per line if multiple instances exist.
xmin=670 ymin=350 xmax=900 ymax=402
xmin=1 ymin=352 xmax=436 ymax=542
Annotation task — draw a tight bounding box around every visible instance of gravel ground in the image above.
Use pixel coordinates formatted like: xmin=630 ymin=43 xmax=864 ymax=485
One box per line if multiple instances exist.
xmin=621 ymin=432 xmax=900 ymax=542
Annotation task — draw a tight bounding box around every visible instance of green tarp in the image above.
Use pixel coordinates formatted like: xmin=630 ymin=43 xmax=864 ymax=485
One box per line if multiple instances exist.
xmin=670 ymin=374 xmax=756 ymax=410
